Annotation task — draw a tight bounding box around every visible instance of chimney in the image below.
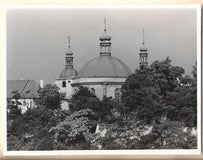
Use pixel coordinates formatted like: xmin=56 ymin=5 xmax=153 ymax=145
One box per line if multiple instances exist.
xmin=40 ymin=80 xmax=43 ymax=88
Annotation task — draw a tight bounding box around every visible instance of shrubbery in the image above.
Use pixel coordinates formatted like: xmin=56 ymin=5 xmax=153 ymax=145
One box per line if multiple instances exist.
xmin=7 ymin=58 xmax=197 ymax=150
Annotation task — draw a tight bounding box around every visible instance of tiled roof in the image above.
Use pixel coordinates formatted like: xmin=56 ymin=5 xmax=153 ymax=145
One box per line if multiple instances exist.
xmin=7 ymin=80 xmax=40 ymax=99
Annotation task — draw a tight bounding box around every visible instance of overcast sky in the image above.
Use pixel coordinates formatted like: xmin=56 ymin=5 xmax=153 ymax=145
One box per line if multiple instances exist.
xmin=6 ymin=8 xmax=197 ymax=84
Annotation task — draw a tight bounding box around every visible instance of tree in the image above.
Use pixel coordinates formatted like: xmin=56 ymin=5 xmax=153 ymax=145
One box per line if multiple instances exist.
xmin=7 ymin=99 xmax=22 ymax=120
xmin=7 ymin=107 xmax=70 ymax=150
xmin=36 ymin=84 xmax=63 ymax=110
xmin=165 ymin=75 xmax=197 ymax=126
xmin=121 ymin=67 xmax=164 ymax=124
xmin=69 ymin=86 xmax=113 ymax=122
xmin=150 ymin=57 xmax=184 ymax=96
xmin=50 ymin=108 xmax=97 ymax=150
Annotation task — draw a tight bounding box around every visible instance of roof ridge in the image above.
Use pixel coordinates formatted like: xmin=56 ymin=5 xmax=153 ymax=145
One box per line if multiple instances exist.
xmin=19 ymin=79 xmax=30 ymax=97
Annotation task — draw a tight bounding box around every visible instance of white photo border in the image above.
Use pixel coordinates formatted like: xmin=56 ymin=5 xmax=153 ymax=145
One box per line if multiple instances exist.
xmin=1 ymin=4 xmax=201 ymax=156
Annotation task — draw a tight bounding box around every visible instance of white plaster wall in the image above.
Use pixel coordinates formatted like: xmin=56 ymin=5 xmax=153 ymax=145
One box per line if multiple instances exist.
xmin=54 ymin=79 xmax=74 ymax=99
xmin=12 ymin=98 xmax=36 ymax=114
xmin=56 ymin=77 xmax=125 ymax=101
xmin=82 ymin=84 xmax=104 ymax=100
xmin=73 ymin=77 xmax=126 ymax=84
xmin=106 ymin=85 xmax=121 ymax=99
xmin=81 ymin=84 xmax=121 ymax=100
xmin=61 ymin=100 xmax=69 ymax=110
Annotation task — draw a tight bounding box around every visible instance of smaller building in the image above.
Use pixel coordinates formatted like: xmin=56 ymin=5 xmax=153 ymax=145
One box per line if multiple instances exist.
xmin=7 ymin=80 xmax=40 ymax=113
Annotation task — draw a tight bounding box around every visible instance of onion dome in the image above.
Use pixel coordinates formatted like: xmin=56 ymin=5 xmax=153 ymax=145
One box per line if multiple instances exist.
xmin=140 ymin=44 xmax=148 ymax=52
xmin=99 ymin=32 xmax=111 ymax=41
xmin=78 ymin=55 xmax=132 ymax=78
xmin=60 ymin=68 xmax=78 ymax=79
xmin=99 ymin=17 xmax=111 ymax=41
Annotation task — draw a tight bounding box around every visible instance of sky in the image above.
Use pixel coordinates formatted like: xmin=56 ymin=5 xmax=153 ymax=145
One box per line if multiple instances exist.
xmin=6 ymin=7 xmax=197 ymax=84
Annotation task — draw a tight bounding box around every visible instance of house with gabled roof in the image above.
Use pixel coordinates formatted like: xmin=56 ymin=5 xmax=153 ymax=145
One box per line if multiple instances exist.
xmin=7 ymin=80 xmax=40 ymax=113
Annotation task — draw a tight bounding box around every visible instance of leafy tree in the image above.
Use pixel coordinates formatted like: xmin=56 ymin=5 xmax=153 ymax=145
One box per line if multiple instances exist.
xmin=50 ymin=108 xmax=97 ymax=150
xmin=7 ymin=107 xmax=69 ymax=150
xmin=68 ymin=86 xmax=96 ymax=112
xmin=121 ymin=67 xmax=164 ymax=124
xmin=7 ymin=99 xmax=22 ymax=120
xmin=150 ymin=57 xmax=184 ymax=96
xmin=69 ymin=86 xmax=113 ymax=122
xmin=36 ymin=84 xmax=63 ymax=110
xmin=165 ymin=76 xmax=197 ymax=126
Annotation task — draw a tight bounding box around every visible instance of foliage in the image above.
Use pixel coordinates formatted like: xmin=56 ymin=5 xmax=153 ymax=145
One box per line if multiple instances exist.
xmin=69 ymin=86 xmax=113 ymax=122
xmin=35 ymin=84 xmax=63 ymax=110
xmin=7 ymin=107 xmax=70 ymax=150
xmin=7 ymin=58 xmax=197 ymax=150
xmin=50 ymin=109 xmax=97 ymax=150
xmin=121 ymin=67 xmax=164 ymax=124
xmin=150 ymin=57 xmax=184 ymax=96
xmin=165 ymin=78 xmax=197 ymax=126
xmin=7 ymin=99 xmax=22 ymax=120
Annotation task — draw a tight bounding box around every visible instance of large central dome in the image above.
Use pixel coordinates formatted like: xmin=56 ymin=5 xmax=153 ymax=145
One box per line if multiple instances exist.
xmin=78 ymin=55 xmax=132 ymax=78
xmin=78 ymin=18 xmax=132 ymax=78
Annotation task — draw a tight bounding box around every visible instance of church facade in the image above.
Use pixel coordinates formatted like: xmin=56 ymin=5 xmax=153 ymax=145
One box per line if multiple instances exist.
xmin=55 ymin=20 xmax=148 ymax=106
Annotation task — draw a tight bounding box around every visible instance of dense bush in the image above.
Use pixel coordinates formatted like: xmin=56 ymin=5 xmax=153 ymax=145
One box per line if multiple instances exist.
xmin=36 ymin=84 xmax=63 ymax=110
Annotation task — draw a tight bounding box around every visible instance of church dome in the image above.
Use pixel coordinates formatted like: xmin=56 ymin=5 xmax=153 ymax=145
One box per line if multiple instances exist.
xmin=140 ymin=46 xmax=148 ymax=52
xmin=99 ymin=33 xmax=111 ymax=41
xmin=78 ymin=55 xmax=132 ymax=78
xmin=59 ymin=68 xmax=78 ymax=79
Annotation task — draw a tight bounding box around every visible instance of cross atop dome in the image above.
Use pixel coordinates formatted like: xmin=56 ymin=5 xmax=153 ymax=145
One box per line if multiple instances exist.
xmin=66 ymin=36 xmax=73 ymax=55
xmin=140 ymin=28 xmax=148 ymax=52
xmin=68 ymin=36 xmax=71 ymax=48
xmin=99 ymin=17 xmax=111 ymax=41
xmin=142 ymin=28 xmax=145 ymax=45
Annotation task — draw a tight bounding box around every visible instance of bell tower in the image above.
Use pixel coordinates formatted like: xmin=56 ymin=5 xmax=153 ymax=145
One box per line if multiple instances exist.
xmin=139 ymin=29 xmax=148 ymax=67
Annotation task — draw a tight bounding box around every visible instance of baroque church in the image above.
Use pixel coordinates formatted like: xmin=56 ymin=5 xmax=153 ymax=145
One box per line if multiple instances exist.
xmin=54 ymin=19 xmax=148 ymax=107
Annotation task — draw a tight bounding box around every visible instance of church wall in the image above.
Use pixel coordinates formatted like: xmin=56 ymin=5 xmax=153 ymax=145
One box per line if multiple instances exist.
xmin=54 ymin=79 xmax=74 ymax=99
xmin=78 ymin=84 xmax=121 ymax=100
xmin=72 ymin=77 xmax=126 ymax=84
xmin=106 ymin=84 xmax=121 ymax=99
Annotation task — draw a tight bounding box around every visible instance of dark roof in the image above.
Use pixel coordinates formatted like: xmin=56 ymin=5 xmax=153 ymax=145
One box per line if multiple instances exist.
xmin=77 ymin=55 xmax=132 ymax=78
xmin=7 ymin=80 xmax=40 ymax=99
xmin=59 ymin=68 xmax=78 ymax=79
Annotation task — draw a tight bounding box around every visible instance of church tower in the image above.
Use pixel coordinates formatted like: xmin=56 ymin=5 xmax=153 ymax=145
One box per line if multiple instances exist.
xmin=65 ymin=36 xmax=74 ymax=69
xmin=139 ymin=29 xmax=148 ymax=68
xmin=99 ymin=17 xmax=112 ymax=56
xmin=55 ymin=36 xmax=78 ymax=107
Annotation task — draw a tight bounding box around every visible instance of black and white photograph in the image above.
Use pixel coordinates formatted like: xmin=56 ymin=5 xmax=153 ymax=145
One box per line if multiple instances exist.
xmin=4 ymin=5 xmax=201 ymax=155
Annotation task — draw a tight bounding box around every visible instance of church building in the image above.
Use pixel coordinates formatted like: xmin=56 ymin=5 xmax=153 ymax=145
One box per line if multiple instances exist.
xmin=55 ymin=19 xmax=148 ymax=106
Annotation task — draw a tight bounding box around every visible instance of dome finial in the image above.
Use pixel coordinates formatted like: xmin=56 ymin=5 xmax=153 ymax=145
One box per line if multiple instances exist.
xmin=104 ymin=17 xmax=107 ymax=32
xmin=68 ymin=36 xmax=71 ymax=48
xmin=142 ymin=28 xmax=145 ymax=45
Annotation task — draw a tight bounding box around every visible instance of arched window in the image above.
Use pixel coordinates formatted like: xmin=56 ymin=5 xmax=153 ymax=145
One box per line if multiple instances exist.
xmin=115 ymin=88 xmax=121 ymax=102
xmin=62 ymin=81 xmax=66 ymax=88
xmin=90 ymin=88 xmax=95 ymax=95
